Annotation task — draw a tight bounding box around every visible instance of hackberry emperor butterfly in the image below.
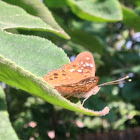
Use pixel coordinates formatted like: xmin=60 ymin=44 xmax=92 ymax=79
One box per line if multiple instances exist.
xmin=43 ymin=52 xmax=130 ymax=106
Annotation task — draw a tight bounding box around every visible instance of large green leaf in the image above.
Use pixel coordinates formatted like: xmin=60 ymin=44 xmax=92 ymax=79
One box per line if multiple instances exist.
xmin=0 ymin=31 xmax=109 ymax=116
xmin=122 ymin=4 xmax=140 ymax=31
xmin=44 ymin=0 xmax=67 ymax=8
xmin=0 ymin=0 xmax=109 ymax=116
xmin=65 ymin=28 xmax=103 ymax=54
xmin=67 ymin=0 xmax=122 ymax=22
xmin=52 ymin=14 xmax=104 ymax=54
xmin=0 ymin=31 xmax=69 ymax=76
xmin=0 ymin=86 xmax=18 ymax=140
xmin=1 ymin=0 xmax=69 ymax=39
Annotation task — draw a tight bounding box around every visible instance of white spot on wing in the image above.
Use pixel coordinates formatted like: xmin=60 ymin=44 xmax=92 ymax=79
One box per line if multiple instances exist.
xmin=77 ymin=69 xmax=82 ymax=72
xmin=86 ymin=57 xmax=90 ymax=60
xmin=81 ymin=61 xmax=83 ymax=64
xmin=83 ymin=64 xmax=86 ymax=67
xmin=94 ymin=80 xmax=96 ymax=82
xmin=90 ymin=63 xmax=93 ymax=67
xmin=70 ymin=69 xmax=75 ymax=72
xmin=78 ymin=83 xmax=84 ymax=86
xmin=85 ymin=62 xmax=90 ymax=66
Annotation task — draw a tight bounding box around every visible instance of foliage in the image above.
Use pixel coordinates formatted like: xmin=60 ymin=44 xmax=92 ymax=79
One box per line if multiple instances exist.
xmin=0 ymin=0 xmax=140 ymax=139
xmin=0 ymin=86 xmax=18 ymax=140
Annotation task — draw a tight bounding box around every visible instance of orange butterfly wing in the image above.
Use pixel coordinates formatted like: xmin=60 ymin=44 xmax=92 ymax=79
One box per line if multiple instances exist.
xmin=43 ymin=52 xmax=96 ymax=87
xmin=43 ymin=69 xmax=75 ymax=87
xmin=62 ymin=51 xmax=96 ymax=82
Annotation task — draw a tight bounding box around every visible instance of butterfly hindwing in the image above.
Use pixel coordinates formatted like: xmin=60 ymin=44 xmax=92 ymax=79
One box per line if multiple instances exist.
xmin=54 ymin=76 xmax=100 ymax=98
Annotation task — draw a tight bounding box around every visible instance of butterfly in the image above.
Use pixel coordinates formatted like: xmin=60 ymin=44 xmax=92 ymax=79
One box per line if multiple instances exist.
xmin=43 ymin=52 xmax=130 ymax=106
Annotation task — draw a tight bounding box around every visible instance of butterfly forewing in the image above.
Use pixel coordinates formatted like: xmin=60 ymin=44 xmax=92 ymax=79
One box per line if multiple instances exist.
xmin=62 ymin=52 xmax=96 ymax=83
xmin=43 ymin=51 xmax=97 ymax=97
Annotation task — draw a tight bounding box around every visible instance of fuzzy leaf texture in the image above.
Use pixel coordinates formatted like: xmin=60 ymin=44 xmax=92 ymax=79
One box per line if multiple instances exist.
xmin=1 ymin=0 xmax=70 ymax=39
xmin=67 ymin=0 xmax=122 ymax=22
xmin=0 ymin=1 xmax=109 ymax=116
xmin=122 ymin=4 xmax=140 ymax=31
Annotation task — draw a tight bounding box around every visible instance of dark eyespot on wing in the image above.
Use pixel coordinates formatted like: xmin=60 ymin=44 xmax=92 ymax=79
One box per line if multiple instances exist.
xmin=54 ymin=77 xmax=58 ymax=79
xmin=53 ymin=73 xmax=58 ymax=76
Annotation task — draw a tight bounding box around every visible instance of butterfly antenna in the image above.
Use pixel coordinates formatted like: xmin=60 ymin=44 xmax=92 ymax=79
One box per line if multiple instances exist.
xmin=98 ymin=75 xmax=131 ymax=87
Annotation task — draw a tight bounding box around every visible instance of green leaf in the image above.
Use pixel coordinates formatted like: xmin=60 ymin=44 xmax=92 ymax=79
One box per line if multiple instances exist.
xmin=122 ymin=81 xmax=140 ymax=101
xmin=0 ymin=0 xmax=109 ymax=117
xmin=0 ymin=86 xmax=19 ymax=140
xmin=67 ymin=0 xmax=122 ymax=22
xmin=122 ymin=4 xmax=140 ymax=31
xmin=0 ymin=31 xmax=69 ymax=76
xmin=112 ymin=65 xmax=140 ymax=75
xmin=44 ymin=0 xmax=67 ymax=8
xmin=0 ymin=30 xmax=109 ymax=116
xmin=65 ymin=28 xmax=103 ymax=54
xmin=134 ymin=7 xmax=140 ymax=16
xmin=51 ymin=15 xmax=104 ymax=54
xmin=1 ymin=0 xmax=70 ymax=39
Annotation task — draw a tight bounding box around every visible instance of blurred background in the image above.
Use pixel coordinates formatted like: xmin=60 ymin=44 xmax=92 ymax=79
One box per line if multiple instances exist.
xmin=1 ymin=0 xmax=140 ymax=139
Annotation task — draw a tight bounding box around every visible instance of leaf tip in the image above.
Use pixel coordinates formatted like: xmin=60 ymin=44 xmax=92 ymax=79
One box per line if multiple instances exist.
xmin=99 ymin=106 xmax=110 ymax=116
xmin=59 ymin=30 xmax=71 ymax=39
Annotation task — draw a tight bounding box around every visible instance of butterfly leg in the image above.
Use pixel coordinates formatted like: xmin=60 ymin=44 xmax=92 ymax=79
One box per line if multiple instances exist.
xmin=81 ymin=86 xmax=100 ymax=106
